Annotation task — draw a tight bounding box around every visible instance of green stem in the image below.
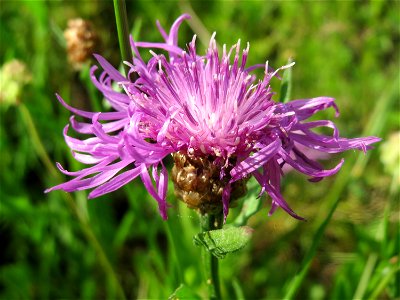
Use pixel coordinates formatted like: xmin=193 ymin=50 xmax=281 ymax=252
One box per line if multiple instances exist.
xmin=113 ymin=0 xmax=132 ymax=76
xmin=201 ymin=213 xmax=223 ymax=300
xmin=19 ymin=104 xmax=126 ymax=300
xmin=368 ymin=265 xmax=400 ymax=300
xmin=353 ymin=253 xmax=378 ymax=300
xmin=165 ymin=220 xmax=184 ymax=283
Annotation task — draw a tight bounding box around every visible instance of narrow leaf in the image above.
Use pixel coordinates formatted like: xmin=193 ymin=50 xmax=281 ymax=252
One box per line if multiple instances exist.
xmin=279 ymin=57 xmax=293 ymax=103
xmin=169 ymin=284 xmax=201 ymax=300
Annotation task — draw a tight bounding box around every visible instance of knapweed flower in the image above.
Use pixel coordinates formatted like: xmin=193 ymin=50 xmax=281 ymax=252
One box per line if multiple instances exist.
xmin=46 ymin=14 xmax=380 ymax=221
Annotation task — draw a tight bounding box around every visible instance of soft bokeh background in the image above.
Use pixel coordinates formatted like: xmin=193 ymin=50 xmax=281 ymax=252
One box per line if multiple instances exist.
xmin=1 ymin=1 xmax=399 ymax=299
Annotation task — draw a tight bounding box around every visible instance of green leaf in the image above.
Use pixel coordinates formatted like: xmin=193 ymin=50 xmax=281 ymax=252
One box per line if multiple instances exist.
xmin=234 ymin=177 xmax=263 ymax=226
xmin=168 ymin=284 xmax=201 ymax=300
xmin=279 ymin=57 xmax=293 ymax=103
xmin=232 ymin=277 xmax=246 ymax=300
xmin=193 ymin=226 xmax=253 ymax=259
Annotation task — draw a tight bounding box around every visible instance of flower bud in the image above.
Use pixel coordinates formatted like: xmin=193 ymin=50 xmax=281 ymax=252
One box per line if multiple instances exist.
xmin=0 ymin=59 xmax=32 ymax=108
xmin=380 ymin=131 xmax=400 ymax=190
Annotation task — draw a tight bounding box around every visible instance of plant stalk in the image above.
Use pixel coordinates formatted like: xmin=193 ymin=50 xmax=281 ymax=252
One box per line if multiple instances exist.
xmin=201 ymin=213 xmax=223 ymax=300
xmin=113 ymin=0 xmax=132 ymax=75
xmin=19 ymin=104 xmax=126 ymax=300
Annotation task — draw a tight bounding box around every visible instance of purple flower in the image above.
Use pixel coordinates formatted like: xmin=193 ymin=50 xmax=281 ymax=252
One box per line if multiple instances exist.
xmin=46 ymin=14 xmax=380 ymax=221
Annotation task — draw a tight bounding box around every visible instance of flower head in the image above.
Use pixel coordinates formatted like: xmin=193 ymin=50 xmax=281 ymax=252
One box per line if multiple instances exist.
xmin=46 ymin=14 xmax=380 ymax=221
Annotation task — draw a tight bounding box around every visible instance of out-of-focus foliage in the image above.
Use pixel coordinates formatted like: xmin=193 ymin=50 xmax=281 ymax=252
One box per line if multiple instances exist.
xmin=1 ymin=1 xmax=398 ymax=299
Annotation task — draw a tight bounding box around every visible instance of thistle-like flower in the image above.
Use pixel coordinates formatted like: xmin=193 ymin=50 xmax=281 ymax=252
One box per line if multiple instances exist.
xmin=46 ymin=14 xmax=380 ymax=221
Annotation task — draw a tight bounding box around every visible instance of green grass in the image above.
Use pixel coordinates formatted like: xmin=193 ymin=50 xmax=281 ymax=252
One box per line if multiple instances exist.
xmin=1 ymin=1 xmax=399 ymax=299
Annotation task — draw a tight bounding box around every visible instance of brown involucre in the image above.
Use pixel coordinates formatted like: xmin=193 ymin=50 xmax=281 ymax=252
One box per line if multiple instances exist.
xmin=171 ymin=152 xmax=249 ymax=215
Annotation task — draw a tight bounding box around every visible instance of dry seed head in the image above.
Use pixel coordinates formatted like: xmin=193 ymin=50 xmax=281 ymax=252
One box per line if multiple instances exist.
xmin=64 ymin=18 xmax=99 ymax=69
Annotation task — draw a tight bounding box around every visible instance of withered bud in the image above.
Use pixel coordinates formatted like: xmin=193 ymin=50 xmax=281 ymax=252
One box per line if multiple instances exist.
xmin=171 ymin=152 xmax=249 ymax=215
xmin=64 ymin=18 xmax=99 ymax=70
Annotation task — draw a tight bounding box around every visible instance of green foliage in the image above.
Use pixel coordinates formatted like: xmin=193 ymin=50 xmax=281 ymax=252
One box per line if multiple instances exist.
xmin=194 ymin=226 xmax=253 ymax=259
xmin=233 ymin=177 xmax=264 ymax=227
xmin=1 ymin=1 xmax=399 ymax=299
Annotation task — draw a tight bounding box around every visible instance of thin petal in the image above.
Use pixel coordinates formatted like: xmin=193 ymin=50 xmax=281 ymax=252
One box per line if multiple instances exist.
xmin=88 ymin=166 xmax=142 ymax=198
xmin=231 ymin=138 xmax=281 ymax=182
xmin=222 ymin=184 xmax=231 ymax=223
xmin=279 ymin=149 xmax=344 ymax=180
xmin=167 ymin=14 xmax=191 ymax=46
xmin=56 ymin=94 xmax=126 ymax=120
xmin=140 ymin=164 xmax=168 ymax=220
xmin=289 ymin=97 xmax=339 ymax=120
xmin=46 ymin=160 xmax=132 ymax=193
xmin=93 ymin=54 xmax=126 ymax=82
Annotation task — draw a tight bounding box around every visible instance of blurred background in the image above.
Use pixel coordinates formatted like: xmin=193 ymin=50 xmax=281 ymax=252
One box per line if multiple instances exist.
xmin=0 ymin=1 xmax=399 ymax=299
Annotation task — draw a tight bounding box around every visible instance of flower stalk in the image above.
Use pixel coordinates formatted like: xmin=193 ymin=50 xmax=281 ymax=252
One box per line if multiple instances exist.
xmin=113 ymin=0 xmax=132 ymax=75
xmin=201 ymin=213 xmax=223 ymax=300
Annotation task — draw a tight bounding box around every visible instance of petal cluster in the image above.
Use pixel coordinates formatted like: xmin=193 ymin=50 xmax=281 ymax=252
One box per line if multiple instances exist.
xmin=46 ymin=14 xmax=380 ymax=220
